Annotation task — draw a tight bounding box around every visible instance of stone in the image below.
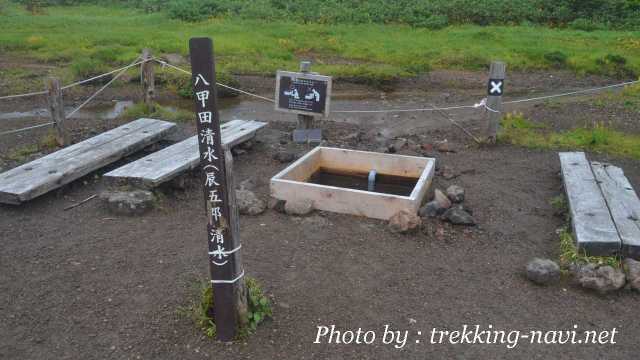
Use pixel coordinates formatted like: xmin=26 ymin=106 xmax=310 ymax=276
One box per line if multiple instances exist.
xmin=268 ymin=198 xmax=286 ymax=213
xmin=273 ymin=151 xmax=296 ymax=163
xmin=442 ymin=206 xmax=475 ymax=226
xmin=235 ymin=189 xmax=266 ymax=216
xmin=526 ymin=258 xmax=561 ymax=285
xmin=237 ymin=140 xmax=254 ymax=150
xmin=284 ymin=199 xmax=314 ymax=216
xmin=238 ymin=178 xmax=257 ymax=191
xmin=575 ymin=264 xmax=626 ymax=294
xmin=389 ymin=138 xmax=408 ymax=153
xmin=342 ymin=131 xmax=361 ymax=142
xmin=231 ymin=147 xmax=247 ymax=156
xmin=434 ymin=189 xmax=452 ymax=209
xmin=446 ymin=185 xmax=465 ymax=203
xmin=388 ymin=210 xmax=421 ymax=234
xmin=434 ymin=139 xmax=452 ymax=153
xmin=623 ymin=258 xmax=640 ymax=291
xmin=301 ymin=215 xmax=332 ymax=228
xmin=419 ymin=200 xmax=446 ymax=218
xmin=100 ymin=190 xmax=155 ymax=216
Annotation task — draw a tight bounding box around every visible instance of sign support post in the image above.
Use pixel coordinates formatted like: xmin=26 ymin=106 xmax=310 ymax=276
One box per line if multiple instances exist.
xmin=188 ymin=37 xmax=247 ymax=342
xmin=296 ymin=61 xmax=314 ymax=130
xmin=486 ymin=61 xmax=506 ymax=143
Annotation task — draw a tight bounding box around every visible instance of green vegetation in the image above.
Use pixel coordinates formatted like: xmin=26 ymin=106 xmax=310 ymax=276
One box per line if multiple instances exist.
xmin=19 ymin=0 xmax=640 ymax=30
xmin=4 ymin=131 xmax=60 ymax=162
xmin=498 ymin=106 xmax=640 ymax=160
xmin=178 ymin=277 xmax=272 ymax=339
xmin=0 ymin=4 xmax=639 ymax=83
xmin=121 ymin=102 xmax=193 ymax=123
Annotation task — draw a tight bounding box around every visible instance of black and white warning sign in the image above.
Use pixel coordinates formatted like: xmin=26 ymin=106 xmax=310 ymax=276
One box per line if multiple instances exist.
xmin=487 ymin=79 xmax=504 ymax=96
xmin=275 ymin=71 xmax=332 ymax=117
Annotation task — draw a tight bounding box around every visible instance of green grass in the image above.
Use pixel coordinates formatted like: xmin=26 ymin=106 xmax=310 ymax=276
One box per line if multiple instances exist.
xmin=558 ymin=227 xmax=621 ymax=269
xmin=121 ymin=102 xmax=193 ymax=123
xmin=498 ymin=107 xmax=640 ymax=160
xmin=0 ymin=4 xmax=639 ymax=83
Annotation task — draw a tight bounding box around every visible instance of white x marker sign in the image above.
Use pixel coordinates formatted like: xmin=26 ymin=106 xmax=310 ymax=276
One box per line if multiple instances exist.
xmin=489 ymin=80 xmax=503 ymax=95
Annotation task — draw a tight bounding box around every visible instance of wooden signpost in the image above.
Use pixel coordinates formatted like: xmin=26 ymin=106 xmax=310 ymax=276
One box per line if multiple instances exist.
xmin=189 ymin=37 xmax=247 ymax=342
xmin=485 ymin=61 xmax=506 ymax=143
xmin=275 ymin=64 xmax=331 ymax=143
xmin=45 ymin=77 xmax=69 ymax=146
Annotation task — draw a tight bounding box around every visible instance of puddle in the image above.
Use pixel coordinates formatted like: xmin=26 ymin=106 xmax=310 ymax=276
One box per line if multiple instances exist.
xmin=0 ymin=100 xmax=135 ymax=121
xmin=308 ymin=168 xmax=417 ymax=196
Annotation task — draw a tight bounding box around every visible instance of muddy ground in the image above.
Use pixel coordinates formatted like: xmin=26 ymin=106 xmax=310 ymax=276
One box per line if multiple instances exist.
xmin=1 ymin=70 xmax=639 ymax=359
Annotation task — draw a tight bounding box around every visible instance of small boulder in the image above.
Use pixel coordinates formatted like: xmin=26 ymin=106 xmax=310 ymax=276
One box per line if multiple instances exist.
xmin=435 ymin=139 xmax=454 ymax=153
xmin=623 ymin=258 xmax=640 ymax=291
xmin=388 ymin=210 xmax=421 ymax=234
xmin=526 ymin=258 xmax=561 ymax=285
xmin=446 ymin=185 xmax=465 ymax=203
xmin=434 ymin=189 xmax=452 ymax=209
xmin=100 ymin=190 xmax=155 ymax=216
xmin=442 ymin=206 xmax=475 ymax=226
xmin=419 ymin=201 xmax=443 ymax=218
xmin=235 ymin=189 xmax=266 ymax=215
xmin=439 ymin=165 xmax=459 ymax=180
xmin=576 ymin=264 xmax=626 ymax=294
xmin=273 ymin=151 xmax=296 ymax=163
xmin=238 ymin=178 xmax=257 ymax=191
xmin=284 ymin=199 xmax=314 ymax=216
xmin=268 ymin=198 xmax=286 ymax=213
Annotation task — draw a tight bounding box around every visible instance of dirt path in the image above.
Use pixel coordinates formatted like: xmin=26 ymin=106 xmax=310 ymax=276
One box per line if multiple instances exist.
xmin=1 ymin=70 xmax=639 ymax=359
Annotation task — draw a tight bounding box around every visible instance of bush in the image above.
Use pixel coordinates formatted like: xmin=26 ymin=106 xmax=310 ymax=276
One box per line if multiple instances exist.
xmin=416 ymin=14 xmax=449 ymax=30
xmin=596 ymin=54 xmax=636 ymax=78
xmin=569 ymin=18 xmax=603 ymax=31
xmin=544 ymin=51 xmax=568 ymax=68
xmin=167 ymin=0 xmax=221 ymax=22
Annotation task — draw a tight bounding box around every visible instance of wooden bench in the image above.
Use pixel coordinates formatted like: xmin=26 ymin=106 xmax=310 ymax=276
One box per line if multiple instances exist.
xmin=559 ymin=152 xmax=640 ymax=258
xmin=0 ymin=118 xmax=176 ymax=205
xmin=103 ymin=119 xmax=266 ymax=189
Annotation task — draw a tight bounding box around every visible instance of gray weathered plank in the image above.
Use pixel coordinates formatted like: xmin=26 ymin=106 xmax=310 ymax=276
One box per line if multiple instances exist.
xmin=103 ymin=120 xmax=266 ymax=188
xmin=591 ymin=162 xmax=640 ymax=259
xmin=0 ymin=118 xmax=176 ymax=204
xmin=559 ymin=152 xmax=621 ymax=256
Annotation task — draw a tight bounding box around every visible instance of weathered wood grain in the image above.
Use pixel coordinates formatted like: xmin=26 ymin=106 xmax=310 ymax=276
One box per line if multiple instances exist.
xmin=0 ymin=118 xmax=176 ymax=204
xmin=591 ymin=162 xmax=640 ymax=259
xmin=103 ymin=120 xmax=266 ymax=188
xmin=559 ymin=152 xmax=621 ymax=256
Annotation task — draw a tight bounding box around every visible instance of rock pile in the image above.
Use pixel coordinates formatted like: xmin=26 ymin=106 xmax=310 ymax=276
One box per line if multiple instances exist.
xmin=418 ymin=185 xmax=475 ymax=226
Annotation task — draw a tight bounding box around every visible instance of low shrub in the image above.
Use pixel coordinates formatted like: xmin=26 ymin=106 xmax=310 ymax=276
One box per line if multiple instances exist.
xmin=544 ymin=51 xmax=568 ymax=68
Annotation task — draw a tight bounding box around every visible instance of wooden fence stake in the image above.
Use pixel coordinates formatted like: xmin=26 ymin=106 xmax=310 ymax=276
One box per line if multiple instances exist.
xmin=45 ymin=77 xmax=69 ymax=146
xmin=486 ymin=61 xmax=506 ymax=143
xmin=189 ymin=37 xmax=247 ymax=342
xmin=141 ymin=49 xmax=155 ymax=108
xmin=297 ymin=61 xmax=314 ymax=130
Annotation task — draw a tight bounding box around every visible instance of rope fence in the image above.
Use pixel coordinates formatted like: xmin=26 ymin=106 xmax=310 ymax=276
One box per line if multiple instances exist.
xmin=0 ymin=52 xmax=638 ymax=138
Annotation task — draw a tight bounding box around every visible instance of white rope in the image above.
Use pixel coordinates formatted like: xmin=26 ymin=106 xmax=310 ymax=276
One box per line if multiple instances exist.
xmin=0 ymin=58 xmax=148 ymax=101
xmin=0 ymin=90 xmax=47 ymax=100
xmin=61 ymin=59 xmax=148 ymax=90
xmin=0 ymin=122 xmax=54 ymax=136
xmin=66 ymin=57 xmax=141 ymax=118
xmin=503 ymin=79 xmax=640 ymax=105
xmin=153 ymin=58 xmax=276 ymax=103
xmin=210 ymin=269 xmax=245 ymax=284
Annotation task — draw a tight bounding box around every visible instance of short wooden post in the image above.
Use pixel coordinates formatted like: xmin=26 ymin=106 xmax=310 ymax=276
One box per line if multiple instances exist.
xmin=297 ymin=61 xmax=314 ymax=130
xmin=485 ymin=61 xmax=506 ymax=143
xmin=141 ymin=49 xmax=155 ymax=108
xmin=189 ymin=37 xmax=247 ymax=342
xmin=45 ymin=77 xmax=69 ymax=146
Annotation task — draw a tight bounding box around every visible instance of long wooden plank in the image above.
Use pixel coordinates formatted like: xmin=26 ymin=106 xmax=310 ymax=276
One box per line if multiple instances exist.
xmin=103 ymin=120 xmax=266 ymax=188
xmin=591 ymin=162 xmax=640 ymax=259
xmin=0 ymin=118 xmax=176 ymax=204
xmin=559 ymin=152 xmax=621 ymax=256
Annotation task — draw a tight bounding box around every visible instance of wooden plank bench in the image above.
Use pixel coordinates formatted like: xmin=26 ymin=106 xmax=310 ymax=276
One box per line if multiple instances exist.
xmin=103 ymin=119 xmax=266 ymax=189
xmin=0 ymin=118 xmax=176 ymax=205
xmin=591 ymin=161 xmax=640 ymax=258
xmin=560 ymin=152 xmax=640 ymax=258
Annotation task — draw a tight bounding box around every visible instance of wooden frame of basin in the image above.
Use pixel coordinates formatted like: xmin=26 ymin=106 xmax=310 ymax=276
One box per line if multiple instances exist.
xmin=270 ymin=147 xmax=436 ymax=220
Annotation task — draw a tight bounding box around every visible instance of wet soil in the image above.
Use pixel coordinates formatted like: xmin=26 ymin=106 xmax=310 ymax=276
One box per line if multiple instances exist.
xmin=1 ymin=69 xmax=639 ymax=359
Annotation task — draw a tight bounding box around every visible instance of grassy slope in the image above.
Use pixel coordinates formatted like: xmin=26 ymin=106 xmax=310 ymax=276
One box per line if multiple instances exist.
xmin=1 ymin=5 xmax=639 ymax=82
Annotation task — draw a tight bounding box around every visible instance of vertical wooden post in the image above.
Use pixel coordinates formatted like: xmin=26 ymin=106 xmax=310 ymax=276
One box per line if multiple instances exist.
xmin=141 ymin=49 xmax=155 ymax=108
xmin=189 ymin=37 xmax=246 ymax=342
xmin=486 ymin=61 xmax=506 ymax=143
xmin=45 ymin=77 xmax=68 ymax=146
xmin=297 ymin=61 xmax=314 ymax=130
